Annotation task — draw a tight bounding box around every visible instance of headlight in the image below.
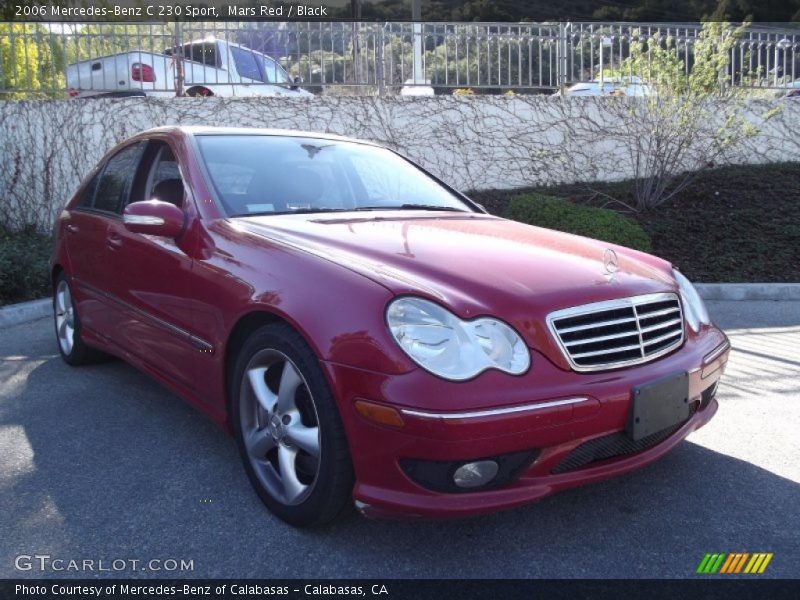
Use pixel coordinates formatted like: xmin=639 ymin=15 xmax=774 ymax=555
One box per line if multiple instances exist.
xmin=386 ymin=296 xmax=530 ymax=381
xmin=673 ymin=269 xmax=710 ymax=332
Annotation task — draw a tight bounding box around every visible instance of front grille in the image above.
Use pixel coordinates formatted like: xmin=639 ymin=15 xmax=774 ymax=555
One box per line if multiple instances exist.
xmin=548 ymin=293 xmax=684 ymax=372
xmin=552 ymin=403 xmax=698 ymax=474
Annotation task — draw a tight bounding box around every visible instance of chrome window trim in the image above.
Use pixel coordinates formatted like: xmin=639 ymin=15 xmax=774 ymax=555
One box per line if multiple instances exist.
xmin=400 ymin=397 xmax=589 ymax=420
xmin=547 ymin=292 xmax=685 ymax=373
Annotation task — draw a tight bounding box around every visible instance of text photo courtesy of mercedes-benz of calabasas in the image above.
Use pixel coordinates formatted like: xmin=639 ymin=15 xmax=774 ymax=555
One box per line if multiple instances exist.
xmin=51 ymin=126 xmax=730 ymax=526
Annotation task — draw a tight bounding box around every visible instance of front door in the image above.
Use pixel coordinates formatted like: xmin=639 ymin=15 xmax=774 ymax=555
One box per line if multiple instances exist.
xmin=104 ymin=140 xmax=208 ymax=396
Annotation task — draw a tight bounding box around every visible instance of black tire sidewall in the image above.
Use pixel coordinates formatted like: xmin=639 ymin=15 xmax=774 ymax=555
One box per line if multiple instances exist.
xmin=53 ymin=273 xmax=91 ymax=366
xmin=230 ymin=323 xmax=354 ymax=526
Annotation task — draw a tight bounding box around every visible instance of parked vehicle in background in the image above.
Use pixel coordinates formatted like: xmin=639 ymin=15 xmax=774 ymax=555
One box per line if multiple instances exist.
xmin=564 ymin=76 xmax=653 ymax=97
xmin=67 ymin=38 xmax=312 ymax=98
xmin=779 ymin=80 xmax=800 ymax=97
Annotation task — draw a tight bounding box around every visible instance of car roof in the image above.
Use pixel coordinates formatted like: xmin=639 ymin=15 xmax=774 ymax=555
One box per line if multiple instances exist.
xmin=140 ymin=126 xmax=381 ymax=147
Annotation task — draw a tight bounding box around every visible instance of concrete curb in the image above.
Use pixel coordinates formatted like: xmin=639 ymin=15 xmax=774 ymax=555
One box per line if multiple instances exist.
xmin=0 ymin=285 xmax=798 ymax=329
xmin=0 ymin=298 xmax=51 ymax=329
xmin=696 ymin=283 xmax=800 ymax=301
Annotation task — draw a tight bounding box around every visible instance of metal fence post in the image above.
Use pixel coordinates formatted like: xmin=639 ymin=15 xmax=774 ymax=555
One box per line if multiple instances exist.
xmin=556 ymin=22 xmax=567 ymax=95
xmin=174 ymin=22 xmax=184 ymax=97
xmin=376 ymin=25 xmax=385 ymax=96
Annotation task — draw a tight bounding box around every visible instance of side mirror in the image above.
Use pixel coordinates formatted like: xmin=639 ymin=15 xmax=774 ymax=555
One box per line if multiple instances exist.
xmin=291 ymin=75 xmax=303 ymax=89
xmin=123 ymin=200 xmax=185 ymax=238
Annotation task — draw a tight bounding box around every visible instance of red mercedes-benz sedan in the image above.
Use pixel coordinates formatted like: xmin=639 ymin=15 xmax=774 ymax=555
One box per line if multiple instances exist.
xmin=51 ymin=126 xmax=730 ymax=526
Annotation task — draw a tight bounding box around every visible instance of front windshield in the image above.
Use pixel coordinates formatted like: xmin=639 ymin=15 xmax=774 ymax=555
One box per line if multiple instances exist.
xmin=195 ymin=135 xmax=472 ymax=217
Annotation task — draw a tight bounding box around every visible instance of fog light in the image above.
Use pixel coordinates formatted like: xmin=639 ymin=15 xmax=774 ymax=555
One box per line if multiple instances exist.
xmin=453 ymin=460 xmax=499 ymax=488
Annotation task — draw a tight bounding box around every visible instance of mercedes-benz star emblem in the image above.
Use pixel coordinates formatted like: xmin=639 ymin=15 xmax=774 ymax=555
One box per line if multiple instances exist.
xmin=603 ymin=248 xmax=619 ymax=281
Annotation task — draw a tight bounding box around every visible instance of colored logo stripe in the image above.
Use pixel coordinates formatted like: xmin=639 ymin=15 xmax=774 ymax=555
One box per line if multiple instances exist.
xmin=720 ymin=553 xmax=749 ymax=573
xmin=697 ymin=553 xmax=725 ymax=574
xmin=744 ymin=553 xmax=773 ymax=574
xmin=697 ymin=553 xmax=773 ymax=574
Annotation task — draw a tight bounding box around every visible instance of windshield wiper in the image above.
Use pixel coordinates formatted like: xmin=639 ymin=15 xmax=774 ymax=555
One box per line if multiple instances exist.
xmin=232 ymin=208 xmax=352 ymax=217
xmin=232 ymin=204 xmax=471 ymax=218
xmin=350 ymin=204 xmax=470 ymax=213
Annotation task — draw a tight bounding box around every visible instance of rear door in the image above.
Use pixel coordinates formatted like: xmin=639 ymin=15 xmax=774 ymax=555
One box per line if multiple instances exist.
xmin=64 ymin=142 xmax=145 ymax=339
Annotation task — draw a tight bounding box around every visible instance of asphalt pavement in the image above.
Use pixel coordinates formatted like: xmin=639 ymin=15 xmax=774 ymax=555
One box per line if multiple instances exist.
xmin=1 ymin=301 xmax=798 ymax=579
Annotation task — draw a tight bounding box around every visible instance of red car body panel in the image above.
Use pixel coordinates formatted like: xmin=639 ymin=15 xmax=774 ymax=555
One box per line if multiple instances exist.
xmin=51 ymin=126 xmax=730 ymax=519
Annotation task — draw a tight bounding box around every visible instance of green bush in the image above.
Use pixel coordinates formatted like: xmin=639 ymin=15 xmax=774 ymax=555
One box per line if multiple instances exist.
xmin=0 ymin=227 xmax=52 ymax=306
xmin=505 ymin=193 xmax=652 ymax=252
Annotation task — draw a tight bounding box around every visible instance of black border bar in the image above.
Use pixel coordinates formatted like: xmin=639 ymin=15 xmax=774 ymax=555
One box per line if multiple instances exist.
xmin=7 ymin=1 xmax=800 ymax=23
xmin=3 ymin=579 xmax=800 ymax=600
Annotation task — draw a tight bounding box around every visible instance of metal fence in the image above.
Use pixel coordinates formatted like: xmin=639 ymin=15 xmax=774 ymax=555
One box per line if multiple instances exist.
xmin=1 ymin=21 xmax=798 ymax=97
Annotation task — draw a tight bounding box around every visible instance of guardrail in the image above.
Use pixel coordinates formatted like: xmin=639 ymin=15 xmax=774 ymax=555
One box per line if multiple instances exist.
xmin=1 ymin=21 xmax=798 ymax=97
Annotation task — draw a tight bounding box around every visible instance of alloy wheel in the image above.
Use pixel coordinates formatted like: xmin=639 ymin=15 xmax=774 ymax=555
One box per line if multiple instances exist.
xmin=55 ymin=279 xmax=76 ymax=355
xmin=239 ymin=349 xmax=321 ymax=506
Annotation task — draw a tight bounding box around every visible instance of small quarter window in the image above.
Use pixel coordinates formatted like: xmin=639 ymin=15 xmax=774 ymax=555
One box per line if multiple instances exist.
xmin=76 ymin=171 xmax=101 ymax=208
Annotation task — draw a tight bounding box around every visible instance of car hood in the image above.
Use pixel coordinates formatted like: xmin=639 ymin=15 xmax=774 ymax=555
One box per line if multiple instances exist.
xmin=235 ymin=211 xmax=678 ymax=368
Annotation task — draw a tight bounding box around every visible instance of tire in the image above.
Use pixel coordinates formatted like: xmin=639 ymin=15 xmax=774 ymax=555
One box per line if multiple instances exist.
xmin=53 ymin=273 xmax=108 ymax=366
xmin=231 ymin=323 xmax=355 ymax=526
xmin=186 ymin=87 xmax=213 ymax=97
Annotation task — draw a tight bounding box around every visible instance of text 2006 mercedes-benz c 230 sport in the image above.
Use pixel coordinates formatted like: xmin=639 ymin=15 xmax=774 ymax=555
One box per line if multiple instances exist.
xmin=51 ymin=126 xmax=730 ymax=526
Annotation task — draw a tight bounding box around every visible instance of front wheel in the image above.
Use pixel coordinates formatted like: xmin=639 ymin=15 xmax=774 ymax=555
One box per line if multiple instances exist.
xmin=231 ymin=323 xmax=354 ymax=526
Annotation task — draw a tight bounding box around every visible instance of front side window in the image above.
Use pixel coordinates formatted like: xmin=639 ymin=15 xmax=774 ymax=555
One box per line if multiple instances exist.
xmin=149 ymin=147 xmax=181 ymax=193
xmin=257 ymin=55 xmax=291 ymax=85
xmin=91 ymin=142 xmax=144 ymax=214
xmin=195 ymin=135 xmax=471 ymax=217
xmin=231 ymin=47 xmax=262 ymax=82
xmin=143 ymin=144 xmax=184 ymax=208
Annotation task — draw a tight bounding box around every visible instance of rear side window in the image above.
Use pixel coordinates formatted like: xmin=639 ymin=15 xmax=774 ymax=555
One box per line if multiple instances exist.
xmin=169 ymin=42 xmax=220 ymax=68
xmin=92 ymin=143 xmax=144 ymax=214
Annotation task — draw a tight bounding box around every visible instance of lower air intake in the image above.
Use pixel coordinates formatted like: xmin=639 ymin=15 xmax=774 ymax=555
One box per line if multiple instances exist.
xmin=552 ymin=404 xmax=697 ymax=474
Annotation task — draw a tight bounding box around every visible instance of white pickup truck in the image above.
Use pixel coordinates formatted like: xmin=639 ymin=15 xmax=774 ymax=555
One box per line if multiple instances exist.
xmin=67 ymin=38 xmax=312 ymax=98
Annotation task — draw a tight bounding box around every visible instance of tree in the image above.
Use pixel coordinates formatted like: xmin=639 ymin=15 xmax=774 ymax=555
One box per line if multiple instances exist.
xmin=0 ymin=23 xmax=67 ymax=97
xmin=601 ymin=21 xmax=775 ymax=211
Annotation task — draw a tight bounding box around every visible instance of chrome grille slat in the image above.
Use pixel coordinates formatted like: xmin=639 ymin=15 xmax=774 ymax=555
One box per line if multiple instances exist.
xmin=643 ymin=329 xmax=683 ymax=346
xmin=637 ymin=306 xmax=681 ymax=319
xmin=571 ymin=343 xmax=643 ymax=359
xmin=547 ymin=293 xmax=685 ymax=372
xmin=564 ymin=329 xmax=640 ymax=347
xmin=640 ymin=318 xmax=683 ymax=334
xmin=556 ymin=316 xmax=638 ymax=334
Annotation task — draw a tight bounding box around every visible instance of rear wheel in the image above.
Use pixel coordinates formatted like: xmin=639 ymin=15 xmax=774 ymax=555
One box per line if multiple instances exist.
xmin=185 ymin=86 xmax=213 ymax=97
xmin=53 ymin=273 xmax=107 ymax=365
xmin=231 ymin=323 xmax=354 ymax=526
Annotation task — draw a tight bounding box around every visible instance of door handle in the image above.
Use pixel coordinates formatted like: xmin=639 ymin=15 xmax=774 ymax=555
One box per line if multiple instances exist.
xmin=66 ymin=224 xmax=79 ymax=235
xmin=107 ymin=234 xmax=123 ymax=250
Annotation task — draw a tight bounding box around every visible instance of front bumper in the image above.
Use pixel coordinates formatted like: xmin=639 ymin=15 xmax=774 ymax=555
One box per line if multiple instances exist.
xmin=323 ymin=325 xmax=730 ymax=519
